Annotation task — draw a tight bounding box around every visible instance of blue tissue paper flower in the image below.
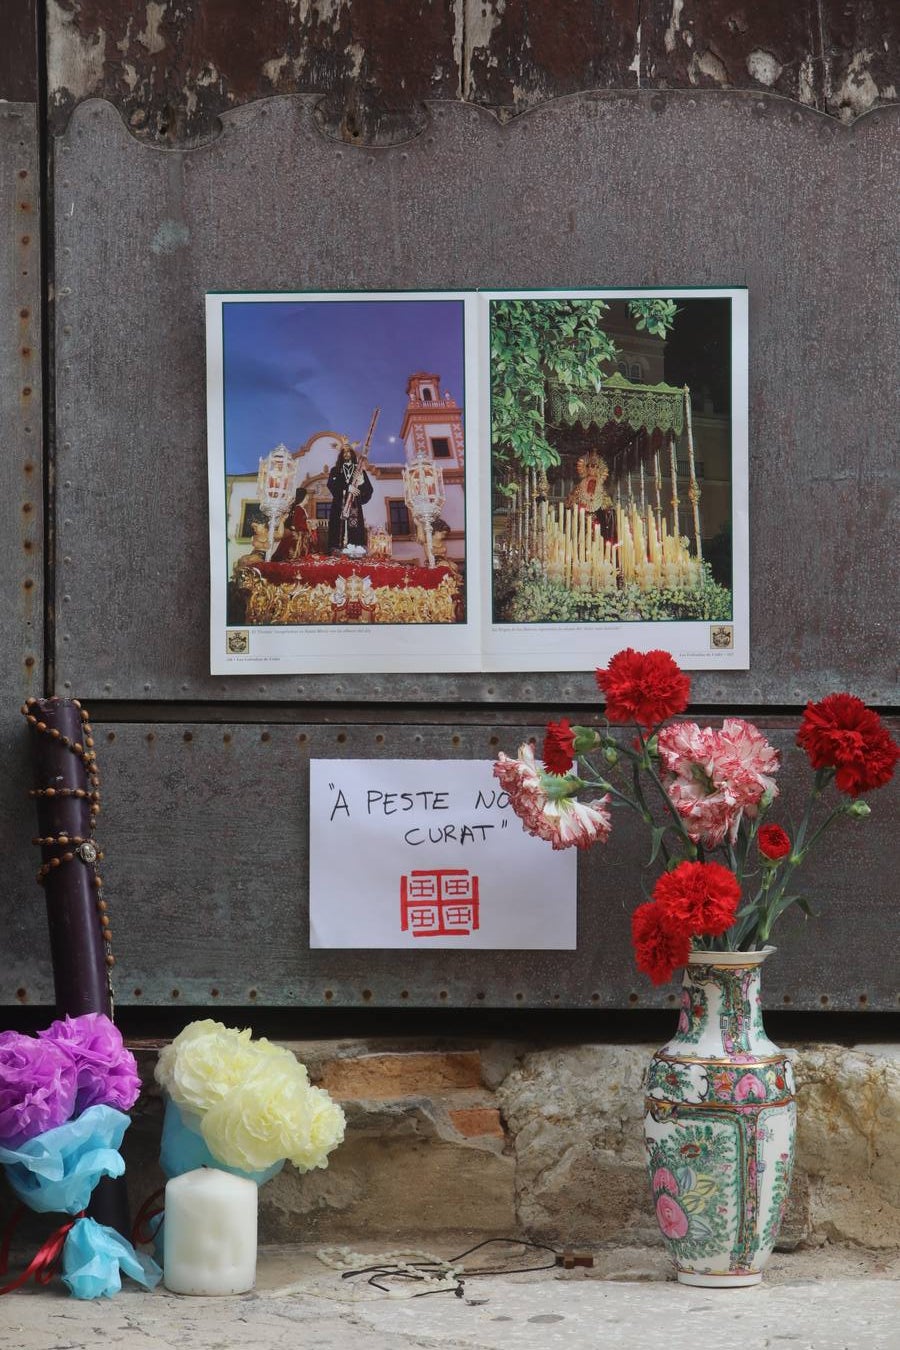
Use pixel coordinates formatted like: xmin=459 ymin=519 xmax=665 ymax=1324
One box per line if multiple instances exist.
xmin=0 ymin=1104 xmax=128 ymax=1213
xmin=61 ymin=1217 xmax=161 ymax=1299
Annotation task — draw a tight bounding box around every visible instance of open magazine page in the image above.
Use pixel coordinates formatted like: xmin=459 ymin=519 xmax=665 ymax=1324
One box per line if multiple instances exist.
xmin=208 ymin=287 xmax=748 ymax=675
xmin=479 ymin=288 xmax=749 ymax=672
xmin=207 ymin=290 xmax=483 ymax=675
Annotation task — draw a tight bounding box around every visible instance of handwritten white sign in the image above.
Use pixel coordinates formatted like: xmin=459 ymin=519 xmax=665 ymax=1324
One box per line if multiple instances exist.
xmin=309 ymin=759 xmax=577 ymax=949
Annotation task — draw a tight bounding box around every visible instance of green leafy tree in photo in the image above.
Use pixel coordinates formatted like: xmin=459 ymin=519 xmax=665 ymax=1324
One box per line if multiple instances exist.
xmin=627 ymin=298 xmax=679 ymax=339
xmin=490 ymin=298 xmax=678 ymax=474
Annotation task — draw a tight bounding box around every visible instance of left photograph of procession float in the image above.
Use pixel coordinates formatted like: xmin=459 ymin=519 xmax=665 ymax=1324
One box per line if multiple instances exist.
xmin=207 ymin=291 xmax=481 ymax=676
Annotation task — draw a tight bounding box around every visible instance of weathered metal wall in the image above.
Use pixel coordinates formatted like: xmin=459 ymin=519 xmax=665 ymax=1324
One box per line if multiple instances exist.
xmin=0 ymin=105 xmax=41 ymax=699
xmin=45 ymin=0 xmax=900 ymax=143
xmin=51 ymin=93 xmax=899 ymax=705
xmin=4 ymin=722 xmax=895 ymax=1010
xmin=2 ymin=2 xmax=898 ymax=1013
xmin=0 ymin=2 xmax=45 ymax=1015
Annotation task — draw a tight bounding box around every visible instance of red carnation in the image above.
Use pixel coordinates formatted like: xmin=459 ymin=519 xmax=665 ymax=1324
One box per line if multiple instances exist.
xmin=758 ymin=823 xmax=791 ymax=861
xmin=596 ymin=649 xmax=691 ymax=727
xmin=653 ymin=861 xmax=741 ymax=938
xmin=796 ymin=694 xmax=899 ymax=797
xmin=543 ymin=718 xmax=576 ymax=776
xmin=632 ymin=901 xmax=692 ymax=986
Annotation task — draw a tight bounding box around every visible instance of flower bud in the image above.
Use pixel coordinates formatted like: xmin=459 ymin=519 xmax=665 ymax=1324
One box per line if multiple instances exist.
xmin=603 ymin=745 xmax=619 ymax=765
xmin=571 ymin=725 xmax=601 ymax=756
xmin=846 ymin=800 xmax=871 ymax=818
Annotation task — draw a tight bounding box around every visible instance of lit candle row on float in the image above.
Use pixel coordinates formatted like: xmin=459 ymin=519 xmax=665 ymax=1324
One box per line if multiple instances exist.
xmin=545 ymin=503 xmax=617 ymax=591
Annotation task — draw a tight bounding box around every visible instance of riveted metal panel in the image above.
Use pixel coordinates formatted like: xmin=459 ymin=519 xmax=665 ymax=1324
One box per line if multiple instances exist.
xmin=0 ymin=106 xmax=42 ymax=690
xmin=53 ymin=93 xmax=899 ymax=704
xmin=0 ymin=0 xmax=39 ymax=103
xmin=3 ymin=721 xmax=896 ymax=1011
xmin=0 ymin=102 xmax=45 ymax=1016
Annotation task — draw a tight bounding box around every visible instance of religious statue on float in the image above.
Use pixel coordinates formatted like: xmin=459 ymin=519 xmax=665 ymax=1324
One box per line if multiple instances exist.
xmin=233 ymin=513 xmax=284 ymax=578
xmin=327 ymin=409 xmax=380 ymax=552
xmin=565 ymin=450 xmax=616 ymax=541
xmin=271 ymin=486 xmax=311 ymax=563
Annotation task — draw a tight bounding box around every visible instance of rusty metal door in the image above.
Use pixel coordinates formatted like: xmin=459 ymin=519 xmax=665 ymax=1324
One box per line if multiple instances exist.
xmin=3 ymin=2 xmax=898 ymax=1013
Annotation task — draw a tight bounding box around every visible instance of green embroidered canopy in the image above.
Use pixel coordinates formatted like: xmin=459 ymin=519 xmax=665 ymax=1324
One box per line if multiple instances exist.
xmin=548 ymin=371 xmax=686 ymax=438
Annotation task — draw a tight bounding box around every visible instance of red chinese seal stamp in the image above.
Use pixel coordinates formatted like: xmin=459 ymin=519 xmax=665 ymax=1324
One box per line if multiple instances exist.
xmin=400 ymin=868 xmax=480 ymax=938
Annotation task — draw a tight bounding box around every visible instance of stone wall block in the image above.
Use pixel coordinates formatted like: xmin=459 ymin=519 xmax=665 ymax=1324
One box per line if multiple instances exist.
xmin=774 ymin=1169 xmax=811 ymax=1251
xmin=794 ymin=1045 xmax=900 ymax=1249
xmin=260 ymin=1098 xmax=516 ymax=1242
xmin=319 ymin=1049 xmax=485 ymax=1100
xmin=498 ymin=1045 xmax=655 ymax=1243
xmin=16 ymin=1038 xmax=892 ymax=1255
xmin=449 ymin=1106 xmax=506 ymax=1139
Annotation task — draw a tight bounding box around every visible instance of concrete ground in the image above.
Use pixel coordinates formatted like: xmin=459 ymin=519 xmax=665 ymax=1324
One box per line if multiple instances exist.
xmin=5 ymin=1242 xmax=899 ymax=1350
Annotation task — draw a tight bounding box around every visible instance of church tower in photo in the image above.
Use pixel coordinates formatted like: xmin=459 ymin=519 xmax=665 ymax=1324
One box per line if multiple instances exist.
xmin=400 ymin=373 xmax=465 ymax=468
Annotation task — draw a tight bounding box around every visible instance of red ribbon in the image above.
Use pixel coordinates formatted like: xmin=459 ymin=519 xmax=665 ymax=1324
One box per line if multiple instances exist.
xmin=0 ymin=1206 xmax=86 ymax=1294
xmin=131 ymin=1187 xmax=166 ymax=1248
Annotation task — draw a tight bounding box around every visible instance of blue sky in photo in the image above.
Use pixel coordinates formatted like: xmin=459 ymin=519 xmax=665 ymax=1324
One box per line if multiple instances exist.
xmin=222 ymin=298 xmax=466 ymax=473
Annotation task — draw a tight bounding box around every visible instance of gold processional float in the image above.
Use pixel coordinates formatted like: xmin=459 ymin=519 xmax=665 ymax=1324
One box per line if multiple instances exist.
xmin=507 ymin=376 xmax=705 ymax=594
xmin=236 ymin=376 xmax=705 ymax=624
xmin=236 ymin=415 xmax=461 ymax=625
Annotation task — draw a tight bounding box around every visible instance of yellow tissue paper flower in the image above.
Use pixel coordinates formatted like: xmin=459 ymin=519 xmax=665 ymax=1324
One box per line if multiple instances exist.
xmin=201 ymin=1059 xmax=345 ymax=1173
xmin=155 ymin=1019 xmax=306 ymax=1116
xmin=288 ymin=1086 xmax=347 ymax=1174
xmin=155 ymin=1019 xmax=232 ymax=1101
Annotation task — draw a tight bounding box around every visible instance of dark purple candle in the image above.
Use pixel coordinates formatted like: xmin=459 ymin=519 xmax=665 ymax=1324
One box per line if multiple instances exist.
xmin=24 ymin=696 xmax=130 ymax=1237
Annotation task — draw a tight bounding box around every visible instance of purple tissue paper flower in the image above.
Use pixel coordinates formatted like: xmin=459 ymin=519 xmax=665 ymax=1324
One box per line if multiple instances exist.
xmin=0 ymin=1031 xmax=78 ymax=1147
xmin=39 ymin=1014 xmax=141 ymax=1114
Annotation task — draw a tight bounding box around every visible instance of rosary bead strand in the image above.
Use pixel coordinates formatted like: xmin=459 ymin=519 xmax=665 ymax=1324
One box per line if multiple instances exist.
xmin=22 ymin=700 xmax=115 ymax=976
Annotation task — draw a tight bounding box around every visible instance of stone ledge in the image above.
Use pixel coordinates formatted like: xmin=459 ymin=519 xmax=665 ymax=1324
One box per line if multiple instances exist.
xmin=7 ymin=1038 xmax=895 ymax=1252
xmin=6 ymin=1245 xmax=900 ymax=1350
xmin=497 ymin=1041 xmax=900 ymax=1250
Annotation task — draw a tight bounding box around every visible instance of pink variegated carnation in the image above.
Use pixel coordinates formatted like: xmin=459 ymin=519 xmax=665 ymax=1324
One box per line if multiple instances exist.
xmin=716 ymin=718 xmax=780 ymax=805
xmin=657 ymin=718 xmax=780 ymax=848
xmin=532 ymin=794 xmax=613 ymax=851
xmin=655 ymin=720 xmax=714 ymax=777
xmin=493 ymin=744 xmax=612 ymax=851
xmin=492 ymin=742 xmax=547 ymax=816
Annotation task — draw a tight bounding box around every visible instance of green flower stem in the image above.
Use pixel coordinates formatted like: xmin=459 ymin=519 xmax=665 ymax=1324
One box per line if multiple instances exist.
xmin=736 ymin=810 xmax=761 ymax=876
xmin=754 ymin=769 xmax=836 ymax=943
xmin=599 ymin=735 xmax=642 ymax=765
xmin=793 ymin=802 xmax=850 ymax=861
xmin=752 ymin=869 xmax=779 ymax=944
xmin=640 ymin=752 xmax=697 ymax=852
xmin=575 ymin=770 xmax=643 ymax=816
xmin=596 ymin=727 xmax=697 ymax=855
xmin=790 ymin=768 xmax=832 ymax=856
xmin=578 ymin=756 xmax=674 ymax=865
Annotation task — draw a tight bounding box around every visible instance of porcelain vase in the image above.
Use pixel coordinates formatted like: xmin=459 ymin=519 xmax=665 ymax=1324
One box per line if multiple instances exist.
xmin=642 ymin=948 xmax=796 ymax=1287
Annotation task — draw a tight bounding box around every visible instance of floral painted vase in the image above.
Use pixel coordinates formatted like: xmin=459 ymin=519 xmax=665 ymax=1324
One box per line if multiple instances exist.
xmin=643 ymin=948 xmax=795 ymax=1287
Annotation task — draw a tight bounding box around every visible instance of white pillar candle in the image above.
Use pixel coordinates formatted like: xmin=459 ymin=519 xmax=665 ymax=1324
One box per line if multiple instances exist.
xmin=163 ymin=1168 xmax=258 ymax=1296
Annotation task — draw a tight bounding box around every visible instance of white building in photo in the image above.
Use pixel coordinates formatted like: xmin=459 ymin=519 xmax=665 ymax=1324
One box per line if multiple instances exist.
xmin=226 ymin=371 xmax=465 ymax=577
